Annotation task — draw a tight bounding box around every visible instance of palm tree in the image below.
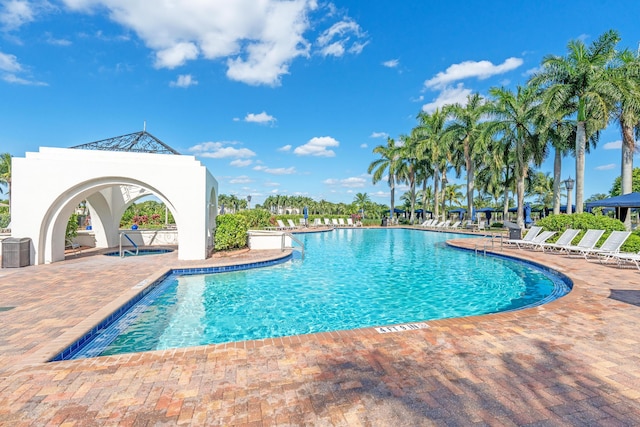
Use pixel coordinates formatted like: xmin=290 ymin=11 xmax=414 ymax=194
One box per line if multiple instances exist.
xmin=443 ymin=93 xmax=488 ymax=221
xmin=485 ymin=85 xmax=547 ymax=227
xmin=443 ymin=183 xmax=464 ymax=210
xmin=368 ymin=137 xmax=399 ymax=220
xmin=415 ymin=108 xmax=450 ymax=221
xmin=395 ymin=134 xmax=420 ymax=224
xmin=529 ymin=171 xmax=555 ymax=207
xmin=353 ymin=192 xmax=371 ymax=219
xmin=531 ymin=29 xmax=620 ymax=213
xmin=0 ymin=153 xmax=12 ymax=208
xmin=612 ymin=48 xmax=640 ymax=197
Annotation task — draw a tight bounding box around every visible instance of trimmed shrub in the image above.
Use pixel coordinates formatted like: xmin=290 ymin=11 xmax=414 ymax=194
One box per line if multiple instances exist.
xmin=214 ymin=214 xmax=249 ymax=251
xmin=237 ymin=209 xmax=272 ymax=228
xmin=536 ymin=213 xmax=626 ymax=246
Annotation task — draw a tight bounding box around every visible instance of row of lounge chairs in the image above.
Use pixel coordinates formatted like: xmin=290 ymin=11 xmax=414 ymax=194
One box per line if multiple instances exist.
xmin=270 ymin=218 xmax=361 ymax=230
xmin=418 ymin=219 xmax=484 ymax=230
xmin=506 ymin=226 xmax=640 ymax=269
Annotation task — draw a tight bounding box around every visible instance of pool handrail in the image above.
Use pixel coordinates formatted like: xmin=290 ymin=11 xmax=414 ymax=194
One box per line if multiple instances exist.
xmin=119 ymin=232 xmax=139 ymax=257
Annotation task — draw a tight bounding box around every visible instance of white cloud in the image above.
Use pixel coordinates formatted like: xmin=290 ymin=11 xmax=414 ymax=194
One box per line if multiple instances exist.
xmin=422 ymin=83 xmax=471 ymax=113
xmin=45 ymin=32 xmax=72 ymax=46
xmin=253 ymin=165 xmax=296 ymax=175
xmin=244 ymin=111 xmax=276 ymax=124
xmin=324 ymin=176 xmax=366 ymax=188
xmin=278 ymin=144 xmax=292 ymax=152
xmin=595 ymin=163 xmax=616 ymax=171
xmin=370 ymin=132 xmax=388 ymax=138
xmin=294 ymin=136 xmax=339 ymax=157
xmin=0 ymin=52 xmax=22 ymax=72
xmin=382 ymin=59 xmax=399 ymax=68
xmin=229 ymin=175 xmax=253 ymax=184
xmin=188 ymin=141 xmax=256 ymax=159
xmin=61 ymin=0 xmax=360 ymax=86
xmin=316 ymin=18 xmax=367 ymax=58
xmin=603 ymin=140 xmax=622 ymax=150
xmin=360 ymin=143 xmax=367 ymax=148
xmin=0 ymin=0 xmax=37 ymax=31
xmin=424 ymin=57 xmax=523 ymax=90
xmin=230 ymin=159 xmax=253 ymax=167
xmin=2 ymin=73 xmax=47 ymax=85
xmin=523 ymin=66 xmax=541 ymax=77
xmin=170 ymin=74 xmax=198 ymax=88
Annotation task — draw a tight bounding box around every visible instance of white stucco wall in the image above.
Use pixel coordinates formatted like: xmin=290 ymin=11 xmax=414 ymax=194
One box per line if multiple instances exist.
xmin=11 ymin=147 xmax=217 ymax=265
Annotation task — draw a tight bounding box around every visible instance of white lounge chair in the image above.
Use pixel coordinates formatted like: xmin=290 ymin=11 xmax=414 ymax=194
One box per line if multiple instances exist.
xmin=347 ymin=218 xmax=358 ymax=227
xmin=331 ymin=218 xmax=339 ymax=227
xmin=324 ymin=218 xmax=331 ymax=226
xmin=516 ymin=230 xmax=556 ymax=250
xmin=609 ymin=251 xmax=640 ymax=270
xmin=419 ymin=219 xmax=433 ymax=227
xmin=338 ymin=218 xmax=346 ymax=227
xmin=313 ymin=218 xmax=322 ymax=227
xmin=449 ymin=221 xmax=461 ymax=229
xmin=539 ymin=229 xmax=580 ymax=253
xmin=505 ymin=226 xmax=542 ymax=246
xmin=580 ymin=230 xmax=631 ymax=260
xmin=276 ymin=219 xmax=290 ymax=230
xmin=287 ymin=219 xmax=299 ymax=229
xmin=560 ymin=229 xmax=605 ymax=256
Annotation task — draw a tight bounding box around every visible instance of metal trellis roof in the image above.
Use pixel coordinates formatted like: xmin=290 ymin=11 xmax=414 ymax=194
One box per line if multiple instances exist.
xmin=70 ymin=131 xmax=180 ymax=155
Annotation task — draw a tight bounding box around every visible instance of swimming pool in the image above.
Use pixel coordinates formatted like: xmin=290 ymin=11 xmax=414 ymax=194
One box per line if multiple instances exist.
xmin=55 ymin=228 xmax=571 ymax=360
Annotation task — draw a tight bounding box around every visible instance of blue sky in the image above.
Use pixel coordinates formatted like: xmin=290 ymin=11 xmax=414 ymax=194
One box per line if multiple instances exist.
xmin=1 ymin=1 xmax=639 ymax=207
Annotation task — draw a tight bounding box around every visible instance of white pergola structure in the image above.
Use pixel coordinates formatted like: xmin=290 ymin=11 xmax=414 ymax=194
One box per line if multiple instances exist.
xmin=11 ymin=137 xmax=217 ymax=265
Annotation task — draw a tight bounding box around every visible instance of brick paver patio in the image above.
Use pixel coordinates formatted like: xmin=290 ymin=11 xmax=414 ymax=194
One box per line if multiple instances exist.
xmin=1 ymin=231 xmax=639 ymax=426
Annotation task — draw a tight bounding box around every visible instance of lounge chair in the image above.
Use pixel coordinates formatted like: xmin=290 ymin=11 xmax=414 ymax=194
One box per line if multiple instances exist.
xmin=419 ymin=219 xmax=433 ymax=227
xmin=347 ymin=218 xmax=359 ymax=227
xmin=287 ymin=219 xmax=300 ymax=229
xmin=276 ymin=219 xmax=290 ymax=230
xmin=504 ymin=226 xmax=542 ymax=246
xmin=313 ymin=218 xmax=322 ymax=227
xmin=559 ymin=229 xmax=605 ymax=256
xmin=331 ymin=218 xmax=339 ymax=227
xmin=609 ymin=251 xmax=640 ymax=270
xmin=579 ymin=230 xmax=631 ymax=260
xmin=539 ymin=229 xmax=580 ymax=253
xmin=338 ymin=218 xmax=346 ymax=227
xmin=515 ymin=230 xmax=556 ymax=250
xmin=324 ymin=218 xmax=331 ymax=226
xmin=449 ymin=221 xmax=461 ymax=229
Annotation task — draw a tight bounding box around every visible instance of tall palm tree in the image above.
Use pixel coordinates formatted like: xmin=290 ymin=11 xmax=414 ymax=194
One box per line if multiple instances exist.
xmin=368 ymin=137 xmax=399 ymax=220
xmin=443 ymin=93 xmax=488 ymax=221
xmin=395 ymin=134 xmax=420 ymax=224
xmin=611 ymin=48 xmax=640 ymax=196
xmin=0 ymin=153 xmax=12 ymax=208
xmin=531 ymin=29 xmax=620 ymax=213
xmin=485 ymin=85 xmax=547 ymax=227
xmin=415 ymin=108 xmax=449 ymax=221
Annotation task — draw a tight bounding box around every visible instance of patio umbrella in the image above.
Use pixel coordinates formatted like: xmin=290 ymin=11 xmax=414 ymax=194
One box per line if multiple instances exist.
xmin=524 ymin=203 xmax=532 ymax=225
xmin=303 ymin=206 xmax=308 ymax=225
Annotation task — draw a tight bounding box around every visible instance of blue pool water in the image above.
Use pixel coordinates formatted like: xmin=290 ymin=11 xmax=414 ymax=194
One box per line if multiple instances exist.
xmin=60 ymin=228 xmax=571 ymax=359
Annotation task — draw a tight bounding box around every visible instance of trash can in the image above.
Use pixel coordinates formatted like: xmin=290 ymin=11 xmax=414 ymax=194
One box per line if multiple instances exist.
xmin=2 ymin=237 xmax=31 ymax=268
xmin=504 ymin=222 xmax=522 ymax=240
xmin=381 ymin=217 xmax=388 ymax=227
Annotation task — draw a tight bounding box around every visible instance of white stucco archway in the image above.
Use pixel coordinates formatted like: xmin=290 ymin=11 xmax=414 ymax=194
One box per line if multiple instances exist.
xmin=11 ymin=146 xmax=217 ymax=265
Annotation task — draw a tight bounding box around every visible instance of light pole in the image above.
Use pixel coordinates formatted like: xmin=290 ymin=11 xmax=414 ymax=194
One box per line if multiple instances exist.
xmin=246 ymin=195 xmax=252 ymax=210
xmin=564 ymin=176 xmax=575 ymax=215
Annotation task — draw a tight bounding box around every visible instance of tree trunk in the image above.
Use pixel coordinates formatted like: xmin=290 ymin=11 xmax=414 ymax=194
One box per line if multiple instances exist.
xmin=516 ymin=175 xmax=525 ymax=229
xmin=553 ymin=147 xmax=562 ymax=215
xmin=467 ymin=162 xmax=475 ymax=222
xmin=389 ymin=175 xmax=395 ymax=223
xmin=574 ymin=121 xmax=586 ymax=214
xmin=433 ymin=169 xmax=440 ymax=221
xmin=621 ymin=119 xmax=635 ymax=230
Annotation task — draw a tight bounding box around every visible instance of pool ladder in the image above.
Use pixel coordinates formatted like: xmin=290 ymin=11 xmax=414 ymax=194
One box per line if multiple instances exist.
xmin=474 ymin=235 xmax=497 ymax=256
xmin=283 ymin=232 xmax=304 ymax=260
xmin=119 ymin=232 xmax=139 ymax=257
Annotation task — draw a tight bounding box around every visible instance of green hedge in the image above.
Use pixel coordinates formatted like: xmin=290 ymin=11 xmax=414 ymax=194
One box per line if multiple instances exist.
xmin=214 ymin=214 xmax=249 ymax=251
xmin=535 ymin=213 xmax=638 ymax=250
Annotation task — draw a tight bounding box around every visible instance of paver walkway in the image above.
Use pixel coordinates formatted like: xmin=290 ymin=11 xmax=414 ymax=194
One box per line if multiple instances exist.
xmin=1 ymin=233 xmax=639 ymax=426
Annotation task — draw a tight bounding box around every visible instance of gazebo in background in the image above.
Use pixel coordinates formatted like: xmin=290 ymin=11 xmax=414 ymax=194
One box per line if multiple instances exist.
xmin=11 ymin=130 xmax=218 ymax=265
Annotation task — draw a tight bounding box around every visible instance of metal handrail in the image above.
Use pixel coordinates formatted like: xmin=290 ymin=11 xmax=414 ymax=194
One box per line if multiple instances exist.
xmin=282 ymin=232 xmax=305 ymax=259
xmin=119 ymin=232 xmax=139 ymax=257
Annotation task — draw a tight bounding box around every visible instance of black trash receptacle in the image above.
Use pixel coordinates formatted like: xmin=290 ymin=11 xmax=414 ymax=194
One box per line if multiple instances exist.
xmin=509 ymin=228 xmax=522 ymax=240
xmin=381 ymin=218 xmax=388 ymax=227
xmin=2 ymin=237 xmax=31 ymax=268
xmin=503 ymin=221 xmax=522 ymax=240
